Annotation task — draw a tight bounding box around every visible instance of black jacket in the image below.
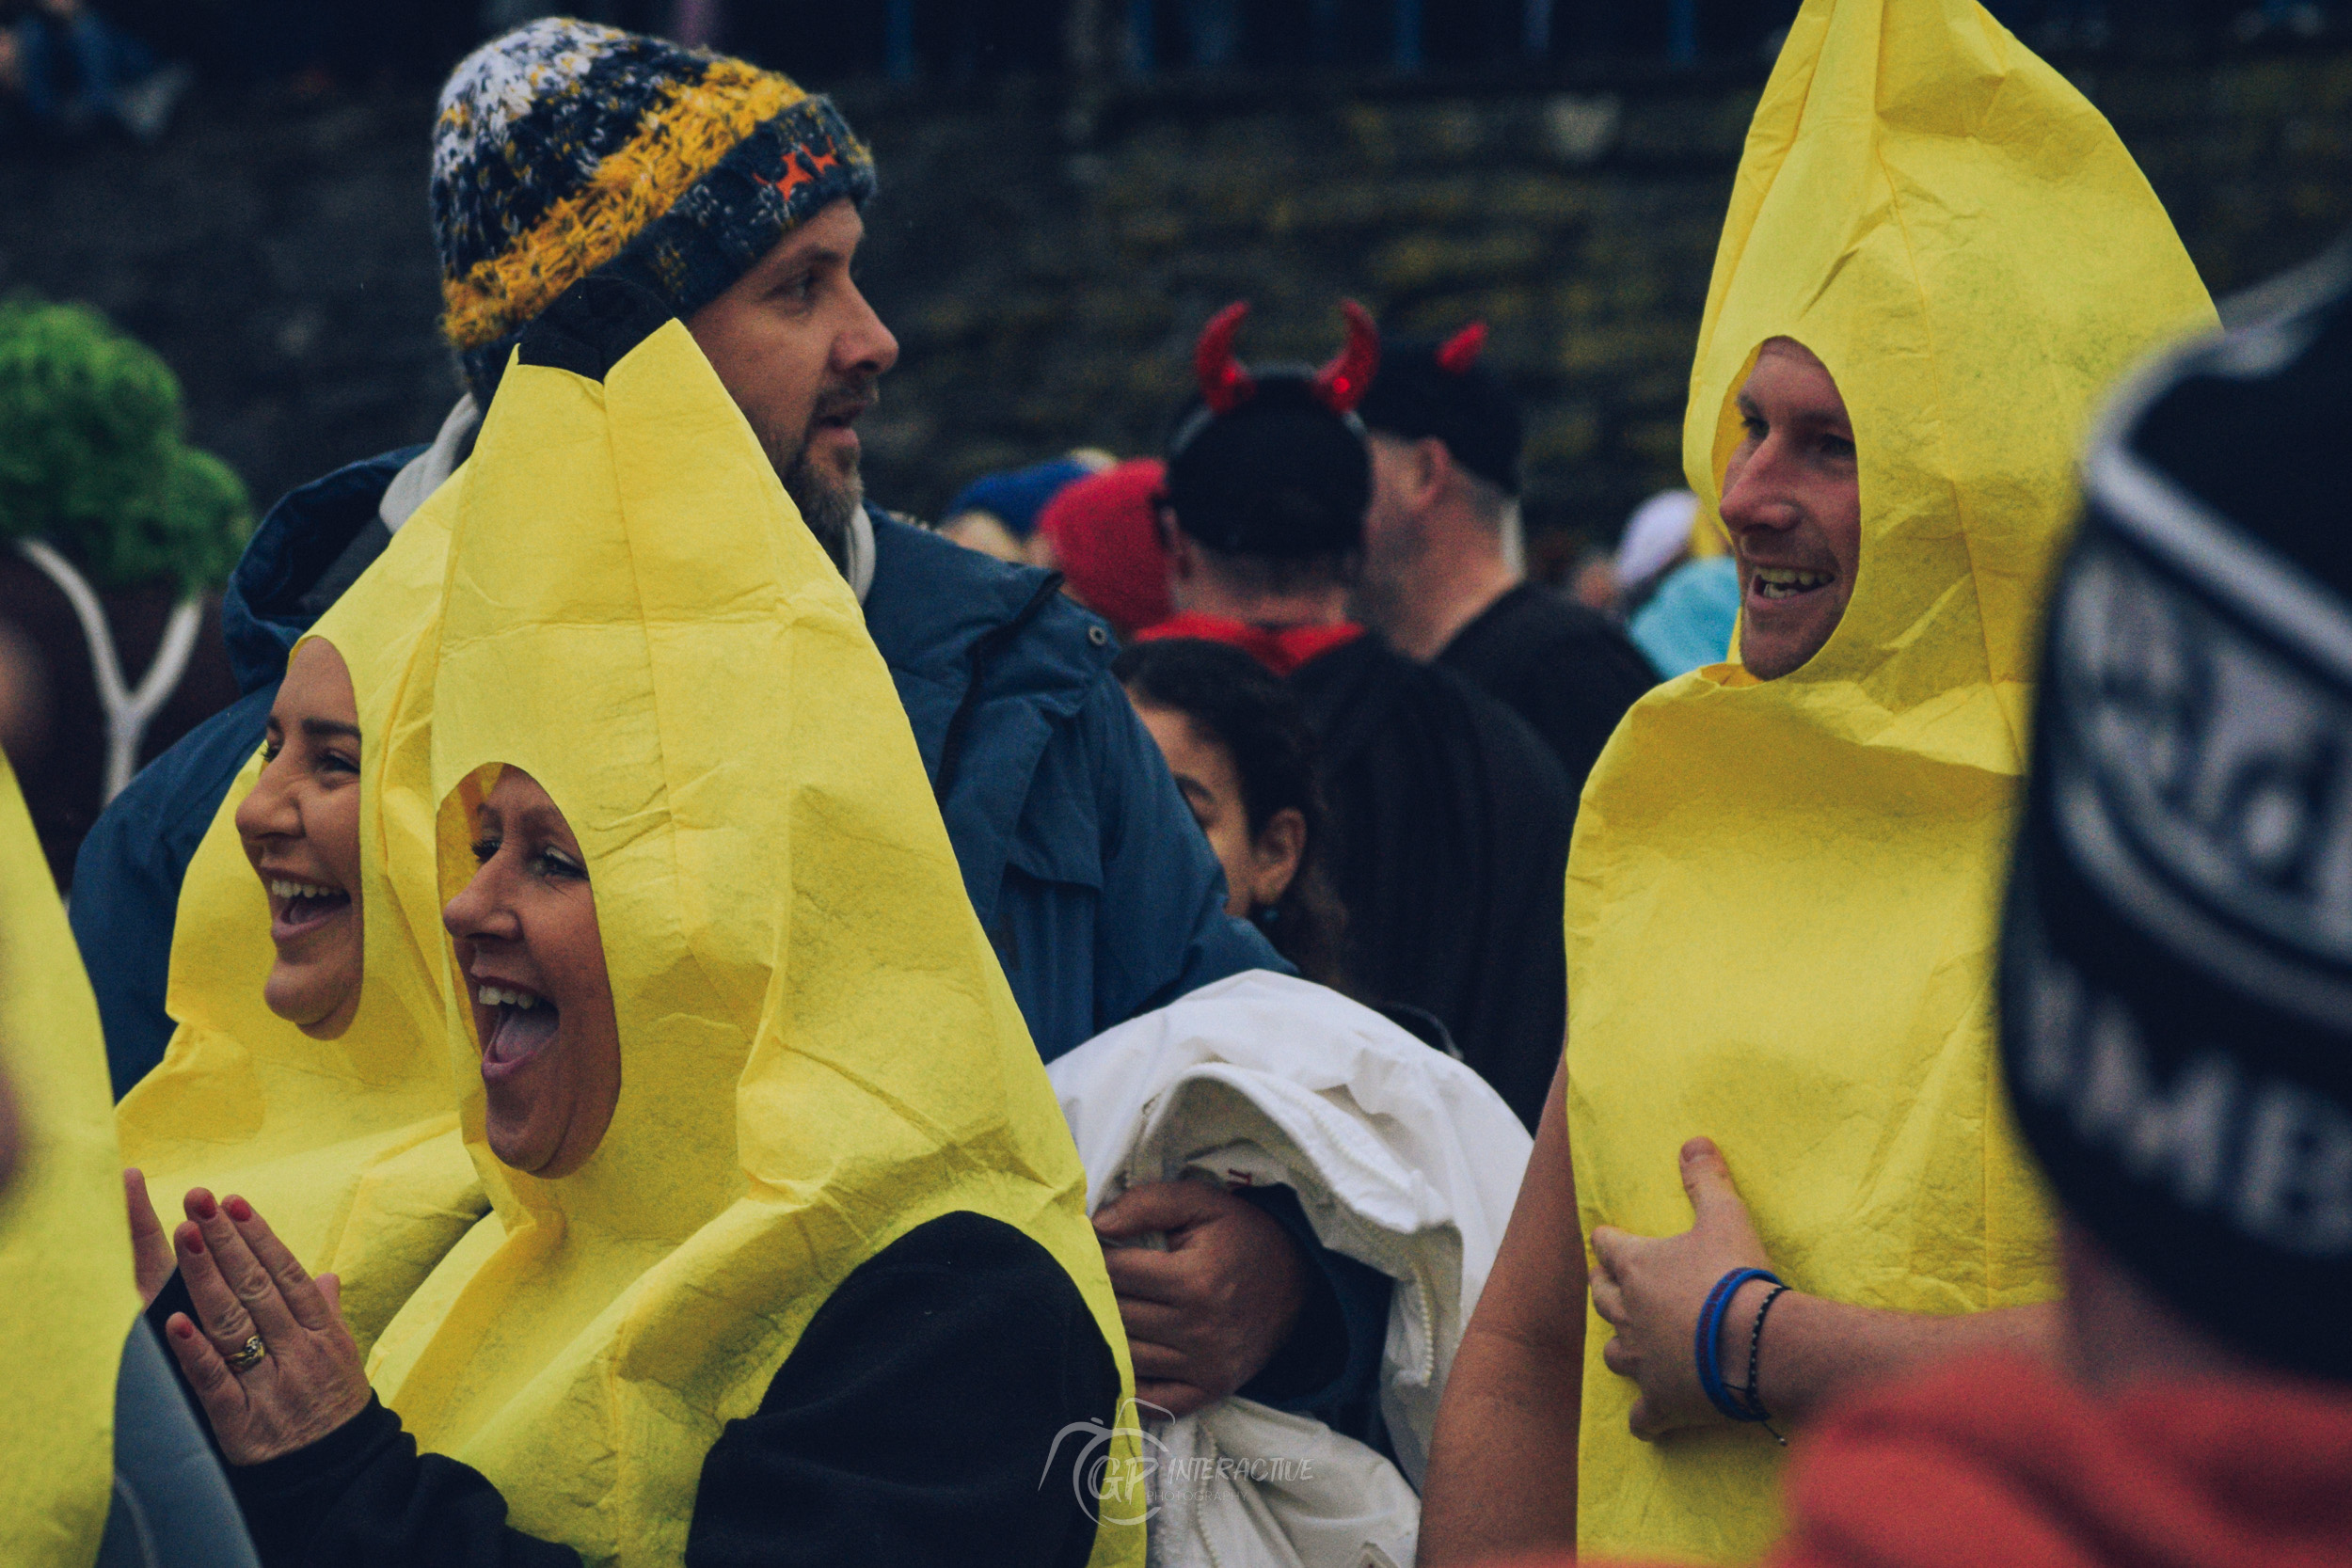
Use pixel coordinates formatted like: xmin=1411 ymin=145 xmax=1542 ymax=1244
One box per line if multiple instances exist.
xmin=1437 ymin=581 xmax=1656 ymax=812
xmin=152 ymin=1212 xmax=1120 ymax=1568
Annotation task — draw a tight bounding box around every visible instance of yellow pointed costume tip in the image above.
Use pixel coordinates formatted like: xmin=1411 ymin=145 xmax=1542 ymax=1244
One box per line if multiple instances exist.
xmin=1566 ymin=3 xmax=2214 ymax=1563
xmin=1681 ymin=0 xmax=2216 ymax=742
xmin=360 ymin=320 xmax=1138 ymax=1566
xmin=0 ymin=752 xmax=138 ymax=1567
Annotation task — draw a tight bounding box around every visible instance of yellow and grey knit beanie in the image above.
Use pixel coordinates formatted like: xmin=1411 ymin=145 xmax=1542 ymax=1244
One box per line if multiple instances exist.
xmin=432 ymin=19 xmax=874 ymax=402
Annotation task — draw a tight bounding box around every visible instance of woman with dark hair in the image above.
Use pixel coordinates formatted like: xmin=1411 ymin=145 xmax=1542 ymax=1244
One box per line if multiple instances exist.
xmin=1115 ymin=637 xmax=1347 ymax=993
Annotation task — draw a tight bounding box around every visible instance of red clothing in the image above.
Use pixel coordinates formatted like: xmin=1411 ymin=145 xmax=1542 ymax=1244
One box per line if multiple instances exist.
xmin=1135 ymin=612 xmax=1363 ymax=676
xmin=1769 ymin=1354 xmax=2352 ymax=1568
xmin=1550 ymin=1354 xmax=2352 ymax=1568
xmin=1034 ymin=459 xmax=1172 ymax=640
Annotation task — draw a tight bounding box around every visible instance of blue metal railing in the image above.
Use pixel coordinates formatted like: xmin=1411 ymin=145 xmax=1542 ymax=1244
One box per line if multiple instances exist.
xmin=774 ymin=1 xmax=2344 ymax=86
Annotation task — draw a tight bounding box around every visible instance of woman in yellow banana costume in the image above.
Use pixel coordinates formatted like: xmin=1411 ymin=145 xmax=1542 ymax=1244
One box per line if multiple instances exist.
xmin=1420 ymin=3 xmax=2215 ymax=1564
xmin=115 ymin=449 xmax=487 ymax=1358
xmin=147 ymin=277 xmax=1142 ymax=1568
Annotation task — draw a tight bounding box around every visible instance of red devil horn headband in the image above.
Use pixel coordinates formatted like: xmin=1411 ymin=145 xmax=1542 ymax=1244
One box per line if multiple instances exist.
xmin=1195 ymin=301 xmax=1256 ymax=414
xmin=1436 ymin=321 xmax=1487 ymax=375
xmin=1312 ymin=300 xmax=1379 ymax=415
xmin=1192 ymin=299 xmax=1380 ymax=418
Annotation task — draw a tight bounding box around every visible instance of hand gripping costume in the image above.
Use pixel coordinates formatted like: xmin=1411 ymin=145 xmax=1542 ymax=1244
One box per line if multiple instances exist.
xmin=1564 ymin=2 xmax=2213 ymax=1560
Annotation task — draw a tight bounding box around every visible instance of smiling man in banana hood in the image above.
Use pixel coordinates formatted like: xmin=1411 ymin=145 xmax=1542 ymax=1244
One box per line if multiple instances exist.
xmin=1418 ymin=3 xmax=2217 ymax=1564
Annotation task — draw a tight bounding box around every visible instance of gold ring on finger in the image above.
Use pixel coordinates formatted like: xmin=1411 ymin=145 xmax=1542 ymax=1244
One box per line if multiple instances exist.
xmin=225 ymin=1334 xmax=267 ymax=1373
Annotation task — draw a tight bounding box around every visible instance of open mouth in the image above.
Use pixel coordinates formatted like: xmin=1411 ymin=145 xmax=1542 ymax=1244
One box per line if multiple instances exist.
xmin=267 ymin=877 xmax=351 ymax=941
xmin=476 ymin=983 xmax=561 ymax=1076
xmin=1751 ymin=566 xmax=1836 ymax=602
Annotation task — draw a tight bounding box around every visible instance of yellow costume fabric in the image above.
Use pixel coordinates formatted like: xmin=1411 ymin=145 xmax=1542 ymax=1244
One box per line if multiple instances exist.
xmin=116 ymin=474 xmax=488 ymax=1357
xmin=0 ymin=753 xmax=138 ymax=1567
xmin=1564 ymin=3 xmax=2215 ymax=1561
xmin=365 ymin=317 xmax=1141 ymax=1567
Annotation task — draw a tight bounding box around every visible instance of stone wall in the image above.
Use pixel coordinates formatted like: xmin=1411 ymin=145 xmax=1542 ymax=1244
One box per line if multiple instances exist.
xmin=4 ymin=47 xmax=2348 ymax=559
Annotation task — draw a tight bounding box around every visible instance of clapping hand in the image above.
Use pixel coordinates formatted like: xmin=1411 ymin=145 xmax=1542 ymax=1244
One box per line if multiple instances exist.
xmin=154 ymin=1186 xmax=373 ymax=1465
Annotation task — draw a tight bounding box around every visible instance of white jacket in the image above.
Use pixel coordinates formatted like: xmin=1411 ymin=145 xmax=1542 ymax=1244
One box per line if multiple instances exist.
xmin=1048 ymin=972 xmax=1534 ymax=1568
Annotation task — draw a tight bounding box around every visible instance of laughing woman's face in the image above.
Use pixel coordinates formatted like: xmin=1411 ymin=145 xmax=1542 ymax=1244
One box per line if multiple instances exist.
xmin=440 ymin=768 xmax=623 ymax=1180
xmin=237 ymin=641 xmax=365 ymax=1037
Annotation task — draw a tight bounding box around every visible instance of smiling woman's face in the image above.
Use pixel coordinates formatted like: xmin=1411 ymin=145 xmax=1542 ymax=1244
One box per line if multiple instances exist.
xmin=440 ymin=768 xmax=622 ymax=1180
xmin=236 ymin=640 xmax=365 ymax=1037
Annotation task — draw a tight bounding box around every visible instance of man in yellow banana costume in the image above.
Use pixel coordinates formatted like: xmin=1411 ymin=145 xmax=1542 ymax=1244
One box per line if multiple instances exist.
xmin=1420 ymin=3 xmax=2216 ymax=1563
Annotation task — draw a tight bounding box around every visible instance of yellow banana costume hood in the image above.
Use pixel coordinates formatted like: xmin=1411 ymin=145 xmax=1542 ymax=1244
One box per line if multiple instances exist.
xmin=1565 ymin=3 xmax=2213 ymax=1561
xmin=115 ymin=476 xmax=486 ymax=1357
xmin=0 ymin=753 xmax=139 ymax=1566
xmin=361 ymin=306 xmax=1139 ymax=1567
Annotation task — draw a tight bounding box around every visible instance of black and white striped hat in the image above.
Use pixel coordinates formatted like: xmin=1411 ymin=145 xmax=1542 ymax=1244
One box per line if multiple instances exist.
xmin=2003 ymin=238 xmax=2352 ymax=1381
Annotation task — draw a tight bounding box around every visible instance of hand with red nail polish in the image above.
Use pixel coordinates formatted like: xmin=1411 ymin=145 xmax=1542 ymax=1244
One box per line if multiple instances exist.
xmin=161 ymin=1187 xmax=371 ymax=1465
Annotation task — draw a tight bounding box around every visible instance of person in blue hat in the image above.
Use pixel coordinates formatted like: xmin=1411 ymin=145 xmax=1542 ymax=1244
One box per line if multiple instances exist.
xmin=941 ymin=451 xmax=1113 ymax=563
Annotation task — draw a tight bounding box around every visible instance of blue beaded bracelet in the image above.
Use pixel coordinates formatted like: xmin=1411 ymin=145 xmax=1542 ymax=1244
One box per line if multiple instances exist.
xmin=1694 ymin=1267 xmax=1782 ymax=1423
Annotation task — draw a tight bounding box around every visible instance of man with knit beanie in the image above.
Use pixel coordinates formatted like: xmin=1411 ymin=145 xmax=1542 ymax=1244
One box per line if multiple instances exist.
xmin=1352 ymin=325 xmax=1654 ymax=803
xmin=72 ymin=21 xmax=1345 ymax=1429
xmin=1500 ymin=236 xmax=2352 ymax=1568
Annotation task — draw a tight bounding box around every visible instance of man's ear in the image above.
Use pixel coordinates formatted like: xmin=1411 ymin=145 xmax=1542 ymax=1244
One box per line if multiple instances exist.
xmin=1414 ymin=436 xmax=1455 ymax=507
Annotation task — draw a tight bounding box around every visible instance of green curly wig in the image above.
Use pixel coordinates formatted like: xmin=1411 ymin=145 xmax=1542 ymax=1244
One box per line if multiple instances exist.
xmin=0 ymin=295 xmax=253 ymax=594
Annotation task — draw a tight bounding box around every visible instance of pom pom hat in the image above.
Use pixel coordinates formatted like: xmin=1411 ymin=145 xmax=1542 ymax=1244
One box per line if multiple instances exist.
xmin=1038 ymin=459 xmax=1175 ymax=639
xmin=432 ymin=20 xmax=874 ymax=401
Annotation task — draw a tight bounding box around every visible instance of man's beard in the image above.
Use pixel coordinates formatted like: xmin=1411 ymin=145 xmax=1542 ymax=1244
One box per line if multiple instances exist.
xmin=782 ymin=443 xmax=864 ymax=575
xmin=763 ymin=377 xmax=876 ymax=577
